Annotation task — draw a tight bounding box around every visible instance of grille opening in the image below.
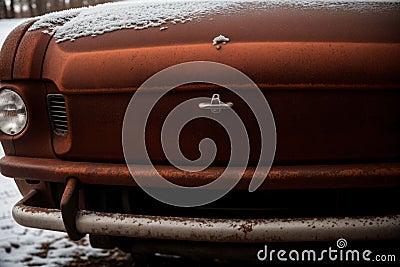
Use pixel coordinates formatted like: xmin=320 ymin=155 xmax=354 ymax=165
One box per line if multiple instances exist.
xmin=47 ymin=94 xmax=68 ymax=136
xmin=47 ymin=183 xmax=400 ymax=220
xmin=86 ymin=186 xmax=400 ymax=219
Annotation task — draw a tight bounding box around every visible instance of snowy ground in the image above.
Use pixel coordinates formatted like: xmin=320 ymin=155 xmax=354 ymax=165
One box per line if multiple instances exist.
xmin=0 ymin=147 xmax=136 ymax=267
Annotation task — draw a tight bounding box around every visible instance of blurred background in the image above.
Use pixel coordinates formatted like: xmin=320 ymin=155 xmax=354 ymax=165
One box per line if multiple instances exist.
xmin=0 ymin=0 xmax=120 ymax=18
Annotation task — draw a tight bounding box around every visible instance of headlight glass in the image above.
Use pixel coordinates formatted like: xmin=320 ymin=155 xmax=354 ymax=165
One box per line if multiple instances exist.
xmin=0 ymin=89 xmax=27 ymax=135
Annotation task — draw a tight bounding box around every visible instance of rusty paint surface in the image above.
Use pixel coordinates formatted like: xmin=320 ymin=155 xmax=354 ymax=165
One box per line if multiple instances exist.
xmin=13 ymin=27 xmax=52 ymax=79
xmin=44 ymin=42 xmax=400 ymax=92
xmin=0 ymin=20 xmax=34 ymax=81
xmin=45 ymin=86 xmax=400 ymax=164
xmin=1 ymin=4 xmax=400 ymax=244
xmin=36 ymin=5 xmax=400 ymax=164
xmin=0 ymin=5 xmax=399 ymax=165
xmin=60 ymin=178 xmax=85 ymax=240
xmin=1 ymin=155 xmax=400 ymax=190
xmin=40 ymin=6 xmax=400 ymax=90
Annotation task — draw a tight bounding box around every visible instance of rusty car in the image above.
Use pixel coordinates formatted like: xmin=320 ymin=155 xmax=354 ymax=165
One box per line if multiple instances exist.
xmin=0 ymin=0 xmax=399 ymax=261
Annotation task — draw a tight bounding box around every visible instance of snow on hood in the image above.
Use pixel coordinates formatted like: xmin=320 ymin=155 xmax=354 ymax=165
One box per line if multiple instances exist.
xmin=213 ymin=34 xmax=230 ymax=45
xmin=29 ymin=0 xmax=239 ymax=43
xmin=28 ymin=0 xmax=400 ymax=43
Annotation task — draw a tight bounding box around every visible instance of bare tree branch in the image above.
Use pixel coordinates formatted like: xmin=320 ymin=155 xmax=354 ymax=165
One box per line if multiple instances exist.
xmin=0 ymin=0 xmax=9 ymax=19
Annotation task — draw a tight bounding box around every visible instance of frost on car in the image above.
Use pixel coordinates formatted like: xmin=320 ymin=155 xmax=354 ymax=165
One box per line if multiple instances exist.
xmin=0 ymin=0 xmax=400 ymax=259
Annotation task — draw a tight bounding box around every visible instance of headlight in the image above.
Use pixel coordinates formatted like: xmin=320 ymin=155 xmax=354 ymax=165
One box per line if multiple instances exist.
xmin=0 ymin=89 xmax=28 ymax=135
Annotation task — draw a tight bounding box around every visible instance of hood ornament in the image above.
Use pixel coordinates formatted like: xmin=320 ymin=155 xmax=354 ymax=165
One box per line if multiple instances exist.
xmin=198 ymin=94 xmax=233 ymax=113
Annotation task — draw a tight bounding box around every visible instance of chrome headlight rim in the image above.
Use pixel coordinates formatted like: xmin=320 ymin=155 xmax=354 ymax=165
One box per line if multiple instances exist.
xmin=0 ymin=88 xmax=28 ymax=136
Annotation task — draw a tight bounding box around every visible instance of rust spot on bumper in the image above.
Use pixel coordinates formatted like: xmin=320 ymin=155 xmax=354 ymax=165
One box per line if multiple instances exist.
xmin=12 ymin=190 xmax=400 ymax=242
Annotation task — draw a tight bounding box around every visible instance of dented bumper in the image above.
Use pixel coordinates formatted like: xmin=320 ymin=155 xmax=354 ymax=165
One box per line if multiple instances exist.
xmin=4 ymin=157 xmax=400 ymax=242
xmin=13 ymin=188 xmax=400 ymax=243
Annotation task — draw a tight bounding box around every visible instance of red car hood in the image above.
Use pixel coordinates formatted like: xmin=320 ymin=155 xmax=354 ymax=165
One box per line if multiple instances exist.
xmin=7 ymin=1 xmax=399 ymax=88
xmin=2 ymin=1 xmax=399 ymax=164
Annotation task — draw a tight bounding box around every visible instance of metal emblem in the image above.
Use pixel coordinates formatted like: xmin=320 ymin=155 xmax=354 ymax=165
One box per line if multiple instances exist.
xmin=198 ymin=94 xmax=233 ymax=113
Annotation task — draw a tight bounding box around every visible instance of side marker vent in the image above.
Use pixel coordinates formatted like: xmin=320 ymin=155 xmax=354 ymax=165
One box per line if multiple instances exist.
xmin=47 ymin=94 xmax=68 ymax=136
